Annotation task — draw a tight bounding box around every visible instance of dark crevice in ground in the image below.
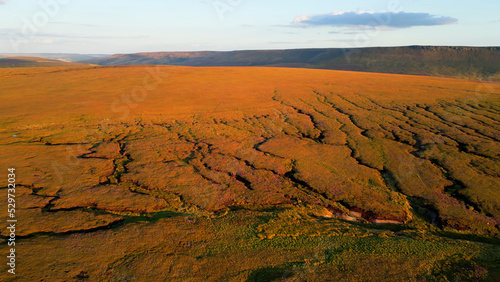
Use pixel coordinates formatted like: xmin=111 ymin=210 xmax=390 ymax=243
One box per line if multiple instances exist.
xmin=4 ymin=208 xmax=189 ymax=241
xmin=334 ymin=92 xmax=373 ymax=112
xmin=270 ymin=93 xmax=326 ymax=143
xmin=314 ymin=93 xmax=372 ymax=140
xmin=443 ymin=182 xmax=492 ymax=217
xmin=1 ymin=219 xmax=125 ymax=240
xmin=283 ymin=164 xmax=329 ymax=203
xmin=416 ymin=105 xmax=497 ymax=142
xmin=313 ymin=95 xmax=384 ymax=172
xmin=315 ymin=91 xmax=498 ymax=229
xmin=449 ymin=102 xmax=500 ymax=127
xmin=201 ymin=161 xmax=254 ymax=191
xmin=409 ymin=140 xmax=494 ymax=219
xmin=291 ymin=106 xmax=326 ymax=143
xmin=230 ymin=153 xmax=289 ymax=176
xmin=234 ymin=174 xmax=254 ymax=191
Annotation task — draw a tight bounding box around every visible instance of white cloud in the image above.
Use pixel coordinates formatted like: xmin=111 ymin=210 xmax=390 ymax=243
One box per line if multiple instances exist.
xmin=293 ymin=11 xmax=458 ymax=29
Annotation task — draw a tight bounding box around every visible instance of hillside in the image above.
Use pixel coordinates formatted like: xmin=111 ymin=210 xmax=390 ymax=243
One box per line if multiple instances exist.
xmin=0 ymin=66 xmax=499 ymax=280
xmin=0 ymin=53 xmax=109 ymax=62
xmin=0 ymin=56 xmax=89 ymax=68
xmin=83 ymin=46 xmax=500 ymax=80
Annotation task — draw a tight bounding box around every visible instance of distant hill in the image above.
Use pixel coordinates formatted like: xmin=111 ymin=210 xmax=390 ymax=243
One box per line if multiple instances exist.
xmin=0 ymin=57 xmax=89 ymax=68
xmin=83 ymin=46 xmax=500 ymax=80
xmin=0 ymin=53 xmax=109 ymax=62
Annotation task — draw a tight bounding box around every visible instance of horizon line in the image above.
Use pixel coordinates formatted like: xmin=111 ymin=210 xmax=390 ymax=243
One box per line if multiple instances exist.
xmin=1 ymin=45 xmax=500 ymax=56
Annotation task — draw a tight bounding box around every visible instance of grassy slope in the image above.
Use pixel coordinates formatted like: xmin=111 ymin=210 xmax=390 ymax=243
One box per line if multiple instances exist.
xmin=0 ymin=66 xmax=499 ymax=281
xmin=83 ymin=46 xmax=500 ymax=80
xmin=0 ymin=53 xmax=109 ymax=62
xmin=0 ymin=56 xmax=89 ymax=68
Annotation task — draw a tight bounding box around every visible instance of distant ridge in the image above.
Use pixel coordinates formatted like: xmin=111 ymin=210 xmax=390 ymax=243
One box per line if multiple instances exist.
xmin=0 ymin=53 xmax=109 ymax=62
xmin=0 ymin=57 xmax=89 ymax=68
xmin=83 ymin=46 xmax=500 ymax=80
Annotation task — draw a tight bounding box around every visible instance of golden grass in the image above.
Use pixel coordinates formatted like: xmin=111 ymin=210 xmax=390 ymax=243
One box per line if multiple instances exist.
xmin=0 ymin=66 xmax=499 ymax=280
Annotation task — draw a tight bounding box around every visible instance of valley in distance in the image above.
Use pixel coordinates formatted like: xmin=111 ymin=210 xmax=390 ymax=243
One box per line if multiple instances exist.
xmin=0 ymin=46 xmax=499 ymax=281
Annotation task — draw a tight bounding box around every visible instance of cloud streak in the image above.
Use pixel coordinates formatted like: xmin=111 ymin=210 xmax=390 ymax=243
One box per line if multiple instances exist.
xmin=0 ymin=0 xmax=7 ymax=5
xmin=294 ymin=11 xmax=457 ymax=28
xmin=0 ymin=29 xmax=148 ymax=40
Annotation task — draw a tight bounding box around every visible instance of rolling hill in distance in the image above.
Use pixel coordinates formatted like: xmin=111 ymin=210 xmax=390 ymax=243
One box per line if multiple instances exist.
xmin=0 ymin=56 xmax=90 ymax=68
xmin=0 ymin=53 xmax=109 ymax=62
xmin=83 ymin=46 xmax=500 ymax=81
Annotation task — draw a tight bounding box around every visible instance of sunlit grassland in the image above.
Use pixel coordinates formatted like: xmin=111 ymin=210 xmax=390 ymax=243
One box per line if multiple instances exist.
xmin=0 ymin=66 xmax=498 ymax=280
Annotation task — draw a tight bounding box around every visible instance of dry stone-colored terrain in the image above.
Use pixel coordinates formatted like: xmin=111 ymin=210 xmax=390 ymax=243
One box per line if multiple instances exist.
xmin=0 ymin=66 xmax=499 ymax=281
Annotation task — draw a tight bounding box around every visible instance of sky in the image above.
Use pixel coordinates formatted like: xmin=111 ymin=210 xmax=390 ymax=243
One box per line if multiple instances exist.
xmin=0 ymin=0 xmax=499 ymax=54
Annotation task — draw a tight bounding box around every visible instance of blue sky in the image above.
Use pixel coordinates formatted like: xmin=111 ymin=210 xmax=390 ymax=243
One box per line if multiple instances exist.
xmin=0 ymin=0 xmax=499 ymax=54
